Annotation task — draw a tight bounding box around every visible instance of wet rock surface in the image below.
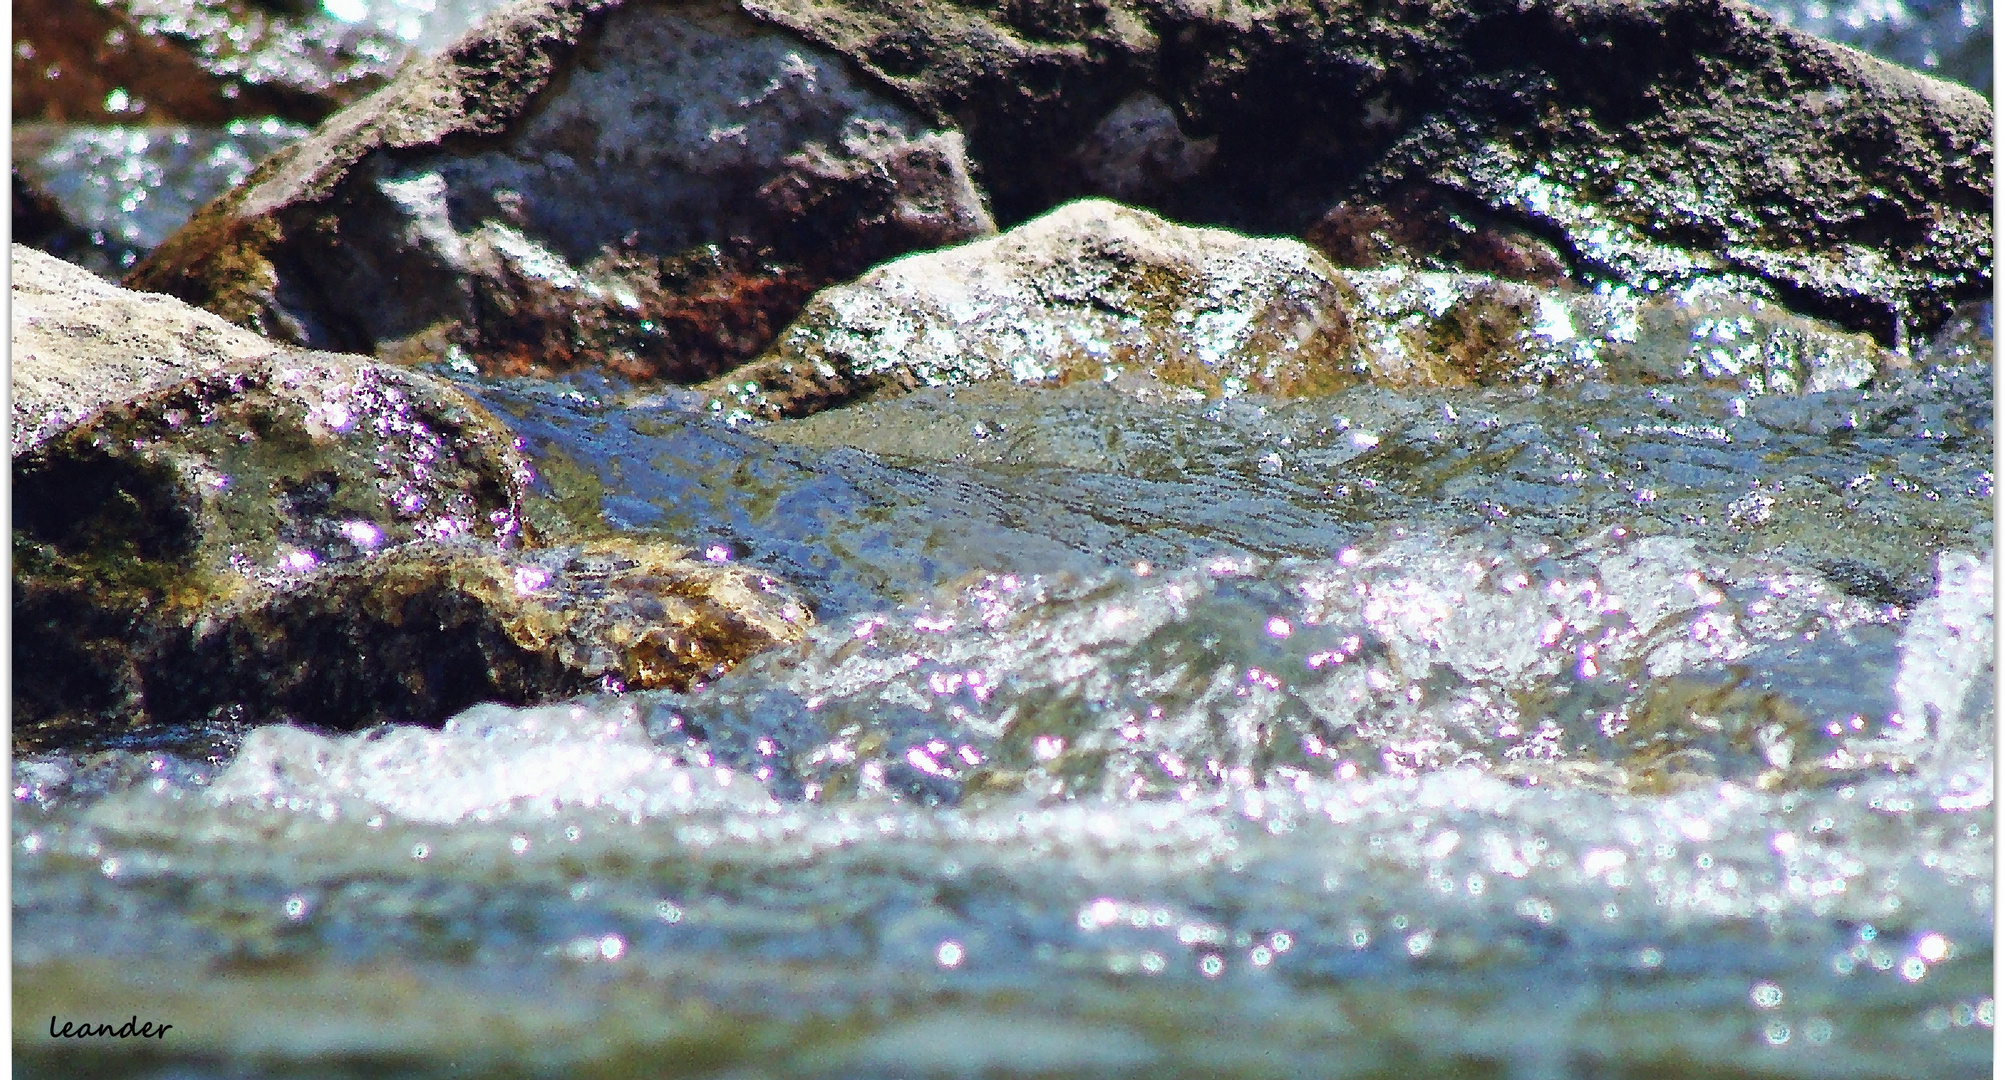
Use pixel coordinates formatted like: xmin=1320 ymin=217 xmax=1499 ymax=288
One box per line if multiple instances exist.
xmin=704 ymin=199 xmax=1369 ymax=418
xmin=127 ymin=0 xmax=996 ymax=379
xmin=12 ymin=254 xmax=810 ymax=748
xmin=748 ymin=0 xmax=1991 ymax=341
xmin=142 ymin=538 xmax=813 ymax=733
xmin=703 ymin=200 xmax=1900 ymax=420
xmin=129 ymin=0 xmax=1988 ymax=382
xmin=13 ymin=243 xmax=290 ymax=453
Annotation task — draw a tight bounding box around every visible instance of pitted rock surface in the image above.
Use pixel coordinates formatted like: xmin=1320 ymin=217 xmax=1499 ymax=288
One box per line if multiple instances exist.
xmin=128 ymin=0 xmax=994 ymax=381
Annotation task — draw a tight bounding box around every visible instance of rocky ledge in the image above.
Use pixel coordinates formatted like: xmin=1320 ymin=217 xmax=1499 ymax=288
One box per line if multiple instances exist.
xmin=122 ymin=0 xmax=1987 ymax=390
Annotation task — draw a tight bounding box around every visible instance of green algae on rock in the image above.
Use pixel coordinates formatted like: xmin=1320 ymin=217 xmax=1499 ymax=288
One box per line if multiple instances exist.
xmin=12 ymin=251 xmax=811 ymax=747
xmin=702 ymin=199 xmax=1370 ymax=419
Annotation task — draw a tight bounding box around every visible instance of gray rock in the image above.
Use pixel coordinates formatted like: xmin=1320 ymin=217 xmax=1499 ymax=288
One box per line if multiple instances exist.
xmin=13 ymin=243 xmax=286 ymax=454
xmin=127 ymin=0 xmax=995 ymax=381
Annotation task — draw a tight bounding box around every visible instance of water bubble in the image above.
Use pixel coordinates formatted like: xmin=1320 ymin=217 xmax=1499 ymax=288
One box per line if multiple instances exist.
xmin=1750 ymin=982 xmax=1784 ymax=1009
xmin=936 ymin=941 xmax=964 ymax=968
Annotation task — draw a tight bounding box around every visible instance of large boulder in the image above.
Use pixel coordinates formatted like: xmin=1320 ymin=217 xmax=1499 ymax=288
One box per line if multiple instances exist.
xmin=747 ymin=0 xmax=1991 ymax=342
xmin=12 ymin=247 xmax=809 ymax=748
xmin=126 ymin=0 xmax=997 ymax=382
xmin=702 ymin=200 xmax=1898 ymax=419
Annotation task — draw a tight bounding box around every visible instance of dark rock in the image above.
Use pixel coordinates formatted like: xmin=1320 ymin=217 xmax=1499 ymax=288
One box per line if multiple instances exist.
xmin=127 ymin=0 xmax=996 ymax=382
xmin=137 ymin=539 xmax=813 ymax=735
xmin=127 ymin=0 xmax=1990 ymax=370
xmin=744 ymin=0 xmax=1989 ymax=343
xmin=1305 ymin=186 xmax=1572 ymax=287
xmin=12 ymin=248 xmax=811 ymax=748
xmin=12 ymin=0 xmax=408 ymax=125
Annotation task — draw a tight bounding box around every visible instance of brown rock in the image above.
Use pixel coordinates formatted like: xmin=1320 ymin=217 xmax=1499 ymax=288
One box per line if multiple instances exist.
xmin=703 ymin=199 xmax=1368 ymax=419
xmin=127 ymin=0 xmax=996 ymax=382
xmin=12 ymin=248 xmax=811 ymax=748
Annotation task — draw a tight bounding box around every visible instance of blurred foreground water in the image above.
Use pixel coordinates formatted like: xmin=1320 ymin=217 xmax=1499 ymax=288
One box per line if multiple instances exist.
xmin=15 ymin=314 xmax=1993 ymax=1075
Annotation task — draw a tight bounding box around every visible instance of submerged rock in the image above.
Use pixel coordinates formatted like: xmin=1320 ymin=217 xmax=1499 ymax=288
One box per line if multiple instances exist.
xmin=126 ymin=0 xmax=995 ymax=380
xmin=12 ymin=249 xmax=810 ymax=747
xmin=703 ymin=201 xmax=1900 ymax=419
xmin=703 ymin=199 xmax=1369 ymax=418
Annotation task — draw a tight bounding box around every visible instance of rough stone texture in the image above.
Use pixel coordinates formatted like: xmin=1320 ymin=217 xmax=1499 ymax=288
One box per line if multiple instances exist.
xmin=702 ymin=199 xmax=1369 ymax=419
xmin=1342 ymin=268 xmax=1897 ymax=393
xmin=126 ymin=0 xmax=996 ymax=382
xmin=136 ymin=539 xmax=813 ymax=734
xmin=12 ymin=251 xmax=812 ymax=747
xmin=738 ymin=0 xmax=1989 ymax=343
xmin=13 ymin=244 xmax=288 ymax=454
xmin=701 ymin=202 xmax=1901 ymax=418
xmin=125 ymin=0 xmax=1991 ymax=367
xmin=12 ymin=0 xmax=407 ymax=125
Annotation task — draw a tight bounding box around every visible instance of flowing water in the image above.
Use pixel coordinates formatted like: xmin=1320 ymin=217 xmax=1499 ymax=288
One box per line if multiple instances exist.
xmin=11 ymin=0 xmax=1996 ymax=1072
xmin=13 ymin=302 xmax=1994 ymax=1076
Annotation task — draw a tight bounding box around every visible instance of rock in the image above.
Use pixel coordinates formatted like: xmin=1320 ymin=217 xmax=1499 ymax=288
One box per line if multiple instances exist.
xmin=700 ymin=201 xmax=1900 ymax=419
xmin=1305 ymin=187 xmax=1572 ymax=287
xmin=12 ymin=249 xmax=811 ymax=747
xmin=126 ymin=0 xmax=996 ymax=382
xmin=702 ymin=199 xmax=1370 ymax=419
xmin=138 ymin=539 xmax=814 ymax=734
xmin=745 ymin=0 xmax=1989 ymax=342
xmin=13 ymin=243 xmax=291 ymax=453
xmin=1343 ymin=268 xmax=1898 ymax=394
xmin=11 ymin=0 xmax=408 ymax=125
